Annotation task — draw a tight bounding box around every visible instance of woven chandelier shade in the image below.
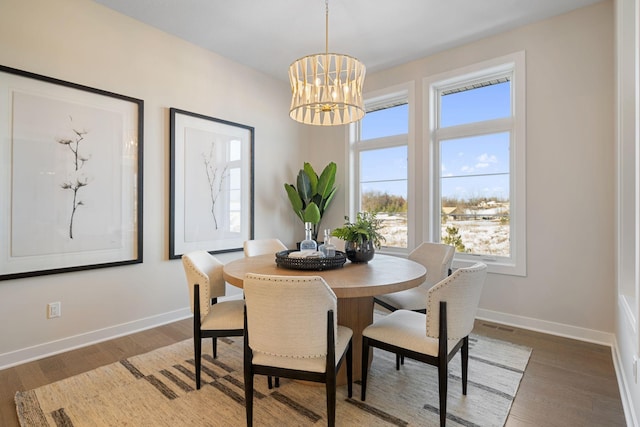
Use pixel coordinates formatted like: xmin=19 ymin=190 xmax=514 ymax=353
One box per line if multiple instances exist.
xmin=288 ymin=0 xmax=366 ymax=126
xmin=289 ymin=53 xmax=366 ymax=126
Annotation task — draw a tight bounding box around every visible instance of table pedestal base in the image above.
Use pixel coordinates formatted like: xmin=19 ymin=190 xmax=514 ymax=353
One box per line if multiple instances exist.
xmin=337 ymin=296 xmax=374 ymax=383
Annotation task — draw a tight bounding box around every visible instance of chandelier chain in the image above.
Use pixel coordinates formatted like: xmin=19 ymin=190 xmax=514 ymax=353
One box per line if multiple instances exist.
xmin=325 ymin=0 xmax=329 ymax=55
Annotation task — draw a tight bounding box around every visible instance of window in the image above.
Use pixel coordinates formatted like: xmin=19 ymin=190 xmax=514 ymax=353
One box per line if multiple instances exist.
xmin=350 ymin=86 xmax=412 ymax=250
xmin=426 ymin=52 xmax=526 ymax=276
xmin=227 ymin=139 xmax=242 ymax=233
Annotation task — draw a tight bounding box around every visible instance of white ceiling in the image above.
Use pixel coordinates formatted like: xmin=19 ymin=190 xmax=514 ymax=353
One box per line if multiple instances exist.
xmin=94 ymin=0 xmax=602 ymax=82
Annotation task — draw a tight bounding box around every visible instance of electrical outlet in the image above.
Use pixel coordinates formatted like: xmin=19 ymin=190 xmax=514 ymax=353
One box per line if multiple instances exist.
xmin=47 ymin=302 xmax=61 ymax=319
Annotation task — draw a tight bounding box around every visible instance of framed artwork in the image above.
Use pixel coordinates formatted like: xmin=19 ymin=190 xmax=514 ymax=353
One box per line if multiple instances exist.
xmin=169 ymin=108 xmax=254 ymax=259
xmin=0 ymin=65 xmax=143 ymax=281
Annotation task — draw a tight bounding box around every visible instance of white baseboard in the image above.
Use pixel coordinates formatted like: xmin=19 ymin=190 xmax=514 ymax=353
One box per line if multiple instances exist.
xmin=0 ymin=304 xmax=618 ymax=376
xmin=476 ymin=308 xmax=615 ymax=346
xmin=0 ymin=307 xmax=192 ymax=370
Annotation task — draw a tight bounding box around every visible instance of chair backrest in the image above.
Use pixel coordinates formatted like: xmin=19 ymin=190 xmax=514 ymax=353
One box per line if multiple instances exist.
xmin=330 ymin=237 xmax=346 ymax=252
xmin=409 ymin=242 xmax=455 ymax=286
xmin=182 ymin=251 xmax=226 ymax=317
xmin=243 ymin=273 xmax=337 ymax=358
xmin=243 ymin=238 xmax=287 ymax=257
xmin=425 ymin=262 xmax=487 ymax=340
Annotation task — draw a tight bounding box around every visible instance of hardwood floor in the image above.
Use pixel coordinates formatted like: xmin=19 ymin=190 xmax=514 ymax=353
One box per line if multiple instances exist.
xmin=0 ymin=319 xmax=192 ymax=427
xmin=474 ymin=320 xmax=627 ymax=426
xmin=0 ymin=318 xmax=627 ymax=426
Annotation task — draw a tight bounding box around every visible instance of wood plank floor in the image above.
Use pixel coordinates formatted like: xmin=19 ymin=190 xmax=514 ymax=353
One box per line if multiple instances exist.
xmin=0 ymin=318 xmax=627 ymax=426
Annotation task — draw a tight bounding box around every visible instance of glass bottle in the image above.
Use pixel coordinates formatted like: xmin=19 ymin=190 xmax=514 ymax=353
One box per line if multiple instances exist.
xmin=317 ymin=236 xmax=327 ymax=257
xmin=324 ymin=229 xmax=336 ymax=257
xmin=300 ymin=222 xmax=317 ymax=251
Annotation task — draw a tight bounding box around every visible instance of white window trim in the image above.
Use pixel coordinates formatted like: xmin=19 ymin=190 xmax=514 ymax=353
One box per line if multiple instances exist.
xmin=422 ymin=51 xmax=527 ymax=276
xmin=348 ymin=82 xmax=415 ymax=255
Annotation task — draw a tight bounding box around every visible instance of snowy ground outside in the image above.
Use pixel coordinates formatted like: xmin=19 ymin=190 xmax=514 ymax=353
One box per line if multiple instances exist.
xmin=378 ymin=213 xmax=510 ymax=256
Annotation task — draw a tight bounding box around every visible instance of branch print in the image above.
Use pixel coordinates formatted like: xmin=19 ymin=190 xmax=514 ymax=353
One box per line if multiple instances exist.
xmin=56 ymin=116 xmax=91 ymax=239
xmin=60 ymin=178 xmax=88 ymax=239
xmin=202 ymin=142 xmax=228 ymax=230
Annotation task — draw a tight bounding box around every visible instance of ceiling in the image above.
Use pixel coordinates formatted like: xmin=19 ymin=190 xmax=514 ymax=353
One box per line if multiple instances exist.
xmin=94 ymin=0 xmax=602 ymax=82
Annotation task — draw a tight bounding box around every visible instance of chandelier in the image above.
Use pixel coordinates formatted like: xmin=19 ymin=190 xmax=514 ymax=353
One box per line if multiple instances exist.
xmin=288 ymin=0 xmax=366 ymax=126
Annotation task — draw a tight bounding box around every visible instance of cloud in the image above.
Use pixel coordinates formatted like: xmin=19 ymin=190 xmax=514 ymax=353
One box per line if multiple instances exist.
xmin=474 ymin=153 xmax=498 ymax=169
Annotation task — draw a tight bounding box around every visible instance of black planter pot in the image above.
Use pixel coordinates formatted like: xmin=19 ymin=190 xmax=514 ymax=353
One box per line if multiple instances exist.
xmin=344 ymin=240 xmax=375 ymax=263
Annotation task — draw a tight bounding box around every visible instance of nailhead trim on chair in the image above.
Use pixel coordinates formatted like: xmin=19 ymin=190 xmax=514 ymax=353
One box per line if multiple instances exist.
xmin=425 ymin=262 xmax=487 ymax=340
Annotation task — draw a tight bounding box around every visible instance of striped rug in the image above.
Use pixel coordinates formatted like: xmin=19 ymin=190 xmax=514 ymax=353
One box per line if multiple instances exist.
xmin=15 ymin=333 xmax=531 ymax=426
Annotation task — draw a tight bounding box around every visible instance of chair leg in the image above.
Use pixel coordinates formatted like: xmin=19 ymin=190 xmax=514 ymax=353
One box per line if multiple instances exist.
xmin=242 ymin=307 xmax=253 ymax=427
xmin=438 ymin=360 xmax=448 ymax=427
xmin=195 ymin=338 xmax=202 ymax=390
xmin=346 ymin=339 xmax=353 ymax=398
xmin=267 ymin=376 xmax=280 ymax=389
xmin=395 ymin=353 xmax=405 ymax=369
xmin=244 ymin=372 xmax=254 ymax=427
xmin=437 ymin=300 xmax=449 ymax=426
xmin=193 ymin=286 xmax=202 ymax=389
xmin=461 ymin=336 xmax=469 ymax=395
xmin=326 ymin=373 xmax=336 ymax=427
xmin=361 ymin=337 xmax=370 ymax=401
xmin=212 ymin=337 xmax=217 ymax=359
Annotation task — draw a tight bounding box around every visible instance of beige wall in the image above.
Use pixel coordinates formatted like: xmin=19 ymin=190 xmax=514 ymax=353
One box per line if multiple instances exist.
xmin=0 ymin=0 xmax=619 ymax=369
xmin=322 ymin=1 xmax=616 ymax=340
xmin=0 ymin=0 xmax=307 ymax=365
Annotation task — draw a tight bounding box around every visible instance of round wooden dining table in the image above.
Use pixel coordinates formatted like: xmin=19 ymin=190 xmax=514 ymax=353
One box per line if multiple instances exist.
xmin=222 ymin=253 xmax=427 ymax=381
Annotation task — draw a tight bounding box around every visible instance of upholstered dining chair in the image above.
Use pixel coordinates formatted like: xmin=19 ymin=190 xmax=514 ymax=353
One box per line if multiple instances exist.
xmin=361 ymin=262 xmax=487 ymax=427
xmin=243 ymin=273 xmax=353 ymax=427
xmin=374 ymin=242 xmax=455 ymax=313
xmin=375 ymin=242 xmax=455 ymax=369
xmin=182 ymin=250 xmax=244 ymax=389
xmin=243 ymin=238 xmax=287 ymax=257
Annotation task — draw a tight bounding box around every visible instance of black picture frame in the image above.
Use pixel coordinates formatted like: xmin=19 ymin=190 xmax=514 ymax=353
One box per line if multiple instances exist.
xmin=169 ymin=108 xmax=254 ymax=259
xmin=0 ymin=65 xmax=144 ymax=280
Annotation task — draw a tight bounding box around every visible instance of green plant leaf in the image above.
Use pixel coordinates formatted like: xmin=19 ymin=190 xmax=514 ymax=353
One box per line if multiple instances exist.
xmin=330 ymin=211 xmax=385 ymax=248
xmin=302 ymin=202 xmax=321 ymax=224
xmin=303 ymin=162 xmax=318 ymax=195
xmin=320 ymin=187 xmax=337 ymax=213
xmin=296 ymin=170 xmax=312 ymax=203
xmin=284 ymin=183 xmax=304 ymax=221
xmin=284 ymin=162 xmax=338 ymax=235
xmin=316 ymin=162 xmax=336 ymax=200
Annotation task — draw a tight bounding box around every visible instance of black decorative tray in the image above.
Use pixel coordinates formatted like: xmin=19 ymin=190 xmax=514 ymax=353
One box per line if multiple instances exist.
xmin=275 ymin=250 xmax=347 ymax=271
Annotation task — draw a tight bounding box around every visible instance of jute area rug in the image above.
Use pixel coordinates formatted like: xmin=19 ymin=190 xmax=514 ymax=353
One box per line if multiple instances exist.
xmin=16 ymin=333 xmax=531 ymax=426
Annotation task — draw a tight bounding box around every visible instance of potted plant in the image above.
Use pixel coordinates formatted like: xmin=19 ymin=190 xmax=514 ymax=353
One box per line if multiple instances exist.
xmin=331 ymin=212 xmax=386 ymax=263
xmin=284 ymin=162 xmax=337 ymax=241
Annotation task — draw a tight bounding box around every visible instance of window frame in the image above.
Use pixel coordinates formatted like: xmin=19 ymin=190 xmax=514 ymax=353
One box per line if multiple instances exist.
xmin=423 ymin=51 xmax=527 ymax=276
xmin=349 ymin=82 xmax=415 ymax=255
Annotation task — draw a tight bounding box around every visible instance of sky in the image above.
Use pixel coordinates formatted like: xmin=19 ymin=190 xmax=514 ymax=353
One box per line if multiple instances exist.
xmin=359 ymin=82 xmax=510 ymax=201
